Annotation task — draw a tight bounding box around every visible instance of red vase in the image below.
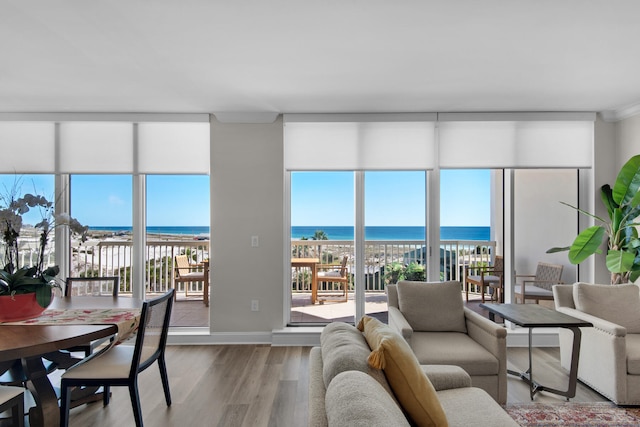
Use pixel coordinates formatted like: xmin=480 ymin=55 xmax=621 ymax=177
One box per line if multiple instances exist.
xmin=0 ymin=292 xmax=52 ymax=322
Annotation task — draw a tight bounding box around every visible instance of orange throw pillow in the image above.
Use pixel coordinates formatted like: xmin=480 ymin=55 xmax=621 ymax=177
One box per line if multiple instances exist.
xmin=357 ymin=315 xmax=448 ymax=427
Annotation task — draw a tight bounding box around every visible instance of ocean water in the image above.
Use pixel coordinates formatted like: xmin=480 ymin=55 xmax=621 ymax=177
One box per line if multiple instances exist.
xmin=89 ymin=225 xmax=490 ymax=241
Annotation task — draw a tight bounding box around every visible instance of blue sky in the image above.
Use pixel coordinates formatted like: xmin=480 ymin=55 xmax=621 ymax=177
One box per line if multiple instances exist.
xmin=0 ymin=171 xmax=490 ymax=228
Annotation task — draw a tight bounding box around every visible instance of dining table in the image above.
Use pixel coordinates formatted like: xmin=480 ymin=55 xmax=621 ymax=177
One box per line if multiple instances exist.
xmin=0 ymin=295 xmax=143 ymax=427
xmin=291 ymin=257 xmax=320 ymax=304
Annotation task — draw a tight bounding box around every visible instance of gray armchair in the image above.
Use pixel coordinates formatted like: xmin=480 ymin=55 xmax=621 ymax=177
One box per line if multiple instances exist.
xmin=553 ymin=283 xmax=640 ymax=405
xmin=387 ymin=281 xmax=507 ymax=404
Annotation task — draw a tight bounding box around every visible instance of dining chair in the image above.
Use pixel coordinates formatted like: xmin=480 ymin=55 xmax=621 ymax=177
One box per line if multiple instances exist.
xmin=0 ymin=385 xmax=24 ymax=427
xmin=513 ymin=262 xmax=563 ymax=304
xmin=65 ymin=276 xmax=120 ymax=297
xmin=65 ymin=276 xmax=121 ymax=356
xmin=60 ymin=289 xmax=174 ymax=427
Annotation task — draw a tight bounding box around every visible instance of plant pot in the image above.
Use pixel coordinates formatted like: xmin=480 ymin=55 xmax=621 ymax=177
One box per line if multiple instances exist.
xmin=0 ymin=292 xmax=52 ymax=322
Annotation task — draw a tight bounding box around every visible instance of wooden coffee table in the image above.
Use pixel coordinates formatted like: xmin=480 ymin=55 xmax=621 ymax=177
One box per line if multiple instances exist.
xmin=480 ymin=303 xmax=592 ymax=400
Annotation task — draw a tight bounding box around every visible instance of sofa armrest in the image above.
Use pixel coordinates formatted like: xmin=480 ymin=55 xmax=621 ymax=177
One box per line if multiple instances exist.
xmin=309 ymin=347 xmax=329 ymax=427
xmin=555 ymin=307 xmax=626 ymax=337
xmin=421 ymin=365 xmax=471 ymax=391
xmin=388 ymin=306 xmax=413 ymax=344
xmin=553 ymin=284 xmax=575 ymax=309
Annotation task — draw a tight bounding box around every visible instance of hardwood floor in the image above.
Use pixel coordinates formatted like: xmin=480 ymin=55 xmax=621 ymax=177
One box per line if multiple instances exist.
xmin=60 ymin=344 xmax=609 ymax=427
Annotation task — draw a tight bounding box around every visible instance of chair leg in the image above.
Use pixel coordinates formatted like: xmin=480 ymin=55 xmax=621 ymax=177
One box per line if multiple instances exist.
xmin=129 ymin=381 xmax=144 ymax=427
xmin=60 ymin=383 xmax=71 ymax=427
xmin=103 ymin=385 xmax=111 ymax=406
xmin=158 ymin=356 xmax=172 ymax=406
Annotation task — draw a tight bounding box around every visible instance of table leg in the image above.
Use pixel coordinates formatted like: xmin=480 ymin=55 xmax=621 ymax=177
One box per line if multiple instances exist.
xmin=311 ymin=264 xmax=318 ymax=304
xmin=22 ymin=357 xmax=59 ymax=427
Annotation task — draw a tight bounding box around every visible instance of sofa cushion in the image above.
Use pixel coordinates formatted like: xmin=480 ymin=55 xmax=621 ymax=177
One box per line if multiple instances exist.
xmin=411 ymin=332 xmax=499 ymax=375
xmin=325 ymin=371 xmax=411 ymax=427
xmin=319 ymin=322 xmax=390 ymax=392
xmin=573 ymin=282 xmax=640 ymax=333
xmin=397 ymin=281 xmax=467 ymax=333
xmin=626 ymin=334 xmax=640 ymax=375
xmin=358 ymin=315 xmax=448 ymax=427
xmin=437 ymin=387 xmax=518 ymax=427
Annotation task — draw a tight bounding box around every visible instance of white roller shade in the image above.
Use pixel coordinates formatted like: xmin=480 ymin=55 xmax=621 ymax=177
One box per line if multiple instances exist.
xmin=284 ymin=114 xmax=436 ymax=170
xmin=59 ymin=122 xmax=134 ymax=173
xmin=438 ymin=118 xmax=594 ymax=169
xmin=137 ymin=122 xmax=210 ymax=174
xmin=0 ymin=122 xmax=55 ymax=173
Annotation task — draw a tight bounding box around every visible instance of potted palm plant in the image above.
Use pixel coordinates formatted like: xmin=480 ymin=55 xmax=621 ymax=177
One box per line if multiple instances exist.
xmin=0 ymin=189 xmax=87 ymax=321
xmin=547 ymin=155 xmax=640 ymax=284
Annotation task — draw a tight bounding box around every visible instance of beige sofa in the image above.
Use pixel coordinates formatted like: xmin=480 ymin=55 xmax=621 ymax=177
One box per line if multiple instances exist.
xmin=309 ymin=321 xmax=518 ymax=427
xmin=553 ymin=282 xmax=640 ymax=405
xmin=387 ymin=281 xmax=507 ymax=404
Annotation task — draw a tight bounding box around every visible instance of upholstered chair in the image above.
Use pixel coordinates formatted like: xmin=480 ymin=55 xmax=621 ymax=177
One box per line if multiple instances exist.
xmin=553 ymin=282 xmax=640 ymax=405
xmin=387 ymin=281 xmax=507 ymax=404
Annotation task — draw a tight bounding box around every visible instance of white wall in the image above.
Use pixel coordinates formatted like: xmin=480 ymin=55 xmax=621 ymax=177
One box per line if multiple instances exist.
xmin=617 ymin=114 xmax=640 ymax=170
xmin=512 ymin=170 xmax=578 ymax=286
xmin=210 ymin=116 xmax=284 ymax=333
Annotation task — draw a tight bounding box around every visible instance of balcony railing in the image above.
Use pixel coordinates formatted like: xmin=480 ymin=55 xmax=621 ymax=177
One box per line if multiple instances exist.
xmin=291 ymin=240 xmax=497 ymax=293
xmin=1 ymin=238 xmax=495 ymax=298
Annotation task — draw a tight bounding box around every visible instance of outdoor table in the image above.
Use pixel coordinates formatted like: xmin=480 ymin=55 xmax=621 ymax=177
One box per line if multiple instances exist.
xmin=291 ymin=258 xmax=320 ymax=304
xmin=480 ymin=303 xmax=592 ymax=401
xmin=0 ymin=295 xmax=142 ymax=427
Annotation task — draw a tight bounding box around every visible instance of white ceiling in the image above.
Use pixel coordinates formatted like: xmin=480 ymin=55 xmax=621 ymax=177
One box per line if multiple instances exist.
xmin=3 ymin=1 xmax=640 ymax=119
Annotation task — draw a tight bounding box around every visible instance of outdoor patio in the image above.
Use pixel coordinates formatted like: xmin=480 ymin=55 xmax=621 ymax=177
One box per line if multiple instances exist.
xmin=169 ymin=289 xmax=499 ymax=327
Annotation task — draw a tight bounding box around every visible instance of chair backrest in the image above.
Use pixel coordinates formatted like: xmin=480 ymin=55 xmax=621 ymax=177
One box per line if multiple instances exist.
xmin=130 ymin=289 xmax=174 ymax=377
xmin=493 ymin=255 xmax=504 ymax=273
xmin=534 ymin=262 xmax=564 ymax=290
xmin=338 ymin=256 xmax=349 ymax=277
xmin=65 ymin=276 xmax=120 ymax=297
xmin=174 ymin=255 xmax=191 ymax=278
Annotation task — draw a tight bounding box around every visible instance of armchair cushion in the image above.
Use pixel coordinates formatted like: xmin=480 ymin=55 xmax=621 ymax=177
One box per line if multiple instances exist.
xmin=627 ymin=334 xmax=640 ymax=375
xmin=397 ymin=281 xmax=466 ymax=333
xmin=573 ymin=283 xmax=640 ymax=333
xmin=358 ymin=315 xmax=448 ymax=427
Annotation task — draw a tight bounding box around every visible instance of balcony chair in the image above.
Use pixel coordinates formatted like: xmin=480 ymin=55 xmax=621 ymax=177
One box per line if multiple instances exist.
xmin=464 ymin=255 xmax=504 ymax=302
xmin=60 ymin=289 xmax=175 ymax=427
xmin=174 ymin=254 xmax=209 ymax=306
xmin=316 ymin=256 xmax=349 ymax=304
xmin=387 ymin=281 xmax=507 ymax=404
xmin=0 ymin=385 xmax=24 ymax=427
xmin=513 ymin=262 xmax=563 ymax=303
xmin=553 ymin=283 xmax=640 ymax=405
xmin=64 ymin=276 xmax=121 ymax=356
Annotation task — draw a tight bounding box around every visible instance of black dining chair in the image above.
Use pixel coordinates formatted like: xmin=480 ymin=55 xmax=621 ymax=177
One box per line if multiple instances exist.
xmin=64 ymin=276 xmax=121 ymax=356
xmin=60 ymin=289 xmax=174 ymax=427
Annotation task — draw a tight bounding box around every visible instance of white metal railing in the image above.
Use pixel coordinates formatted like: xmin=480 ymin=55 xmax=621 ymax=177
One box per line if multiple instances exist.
xmin=291 ymin=240 xmax=497 ymax=293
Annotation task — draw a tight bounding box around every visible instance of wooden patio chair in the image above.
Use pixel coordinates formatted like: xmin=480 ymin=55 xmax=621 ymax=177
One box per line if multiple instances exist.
xmin=174 ymin=255 xmax=209 ymax=306
xmin=464 ymin=255 xmax=504 ymax=303
xmin=513 ymin=262 xmax=563 ymax=303
xmin=316 ymin=256 xmax=350 ymax=304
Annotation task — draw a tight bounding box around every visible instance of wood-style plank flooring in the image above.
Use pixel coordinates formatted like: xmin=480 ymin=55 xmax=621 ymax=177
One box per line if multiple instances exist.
xmin=61 ymin=344 xmax=608 ymax=427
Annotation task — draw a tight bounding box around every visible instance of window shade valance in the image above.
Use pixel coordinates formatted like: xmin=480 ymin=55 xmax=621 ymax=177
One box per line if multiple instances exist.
xmin=0 ymin=121 xmax=210 ymax=174
xmin=284 ymin=114 xmax=437 ymax=170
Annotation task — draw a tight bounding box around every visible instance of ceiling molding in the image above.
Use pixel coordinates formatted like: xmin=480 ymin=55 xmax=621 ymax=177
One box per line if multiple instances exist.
xmin=600 ymin=103 xmax=640 ymax=122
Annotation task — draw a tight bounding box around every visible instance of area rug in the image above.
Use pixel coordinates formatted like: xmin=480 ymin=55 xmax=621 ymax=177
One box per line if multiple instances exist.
xmin=505 ymin=402 xmax=640 ymax=426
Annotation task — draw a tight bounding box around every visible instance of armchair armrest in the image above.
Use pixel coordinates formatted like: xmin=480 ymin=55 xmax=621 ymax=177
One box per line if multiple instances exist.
xmin=555 ymin=307 xmax=626 ymax=337
xmin=421 ymin=365 xmax=471 ymax=391
xmin=388 ymin=306 xmax=413 ymax=344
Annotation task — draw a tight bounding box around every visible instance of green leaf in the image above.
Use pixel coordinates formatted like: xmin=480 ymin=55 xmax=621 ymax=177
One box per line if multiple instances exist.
xmin=606 ymin=250 xmax=636 ymax=273
xmin=600 ymin=184 xmax=617 ymax=219
xmin=34 ymin=286 xmax=52 ymax=308
xmin=546 ymin=246 xmax=570 ymax=254
xmin=613 ymin=154 xmax=640 ymax=206
xmin=631 ymin=269 xmax=640 ymax=283
xmin=569 ymin=226 xmax=606 ymax=264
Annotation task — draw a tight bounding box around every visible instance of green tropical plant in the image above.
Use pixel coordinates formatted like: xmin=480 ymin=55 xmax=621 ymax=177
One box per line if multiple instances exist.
xmin=547 ymin=155 xmax=640 ymax=284
xmin=384 ymin=261 xmax=426 ymax=284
